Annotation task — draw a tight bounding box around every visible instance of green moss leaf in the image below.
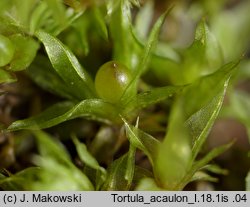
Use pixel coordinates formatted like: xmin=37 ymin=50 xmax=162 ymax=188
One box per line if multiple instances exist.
xmin=134 ymin=0 xmax=154 ymax=40
xmin=36 ymin=30 xmax=96 ymax=100
xmin=101 ymin=119 xmax=139 ymax=190
xmin=8 ymin=99 xmax=118 ymax=131
xmin=0 ymin=34 xmax=15 ymax=67
xmin=122 ymin=118 xmax=160 ymax=166
xmin=72 ymin=134 xmax=103 ymax=171
xmin=179 ymin=20 xmax=223 ymax=84
xmin=123 ymin=85 xmax=184 ymax=114
xmin=101 ymin=150 xmax=135 ymax=190
xmin=121 ymin=10 xmax=169 ymax=104
xmin=184 ymin=62 xmax=238 ymax=160
xmin=32 ymin=131 xmax=94 ymax=190
xmin=72 ymin=134 xmax=106 ymax=190
xmin=28 ymin=55 xmax=79 ymax=100
xmin=91 ymin=7 xmax=108 ymax=41
xmin=0 ymin=167 xmax=40 ymax=190
xmin=9 ymin=34 xmax=39 ymax=71
xmin=191 ymin=141 xmax=234 ymax=175
xmin=0 ymin=68 xmax=16 ymax=83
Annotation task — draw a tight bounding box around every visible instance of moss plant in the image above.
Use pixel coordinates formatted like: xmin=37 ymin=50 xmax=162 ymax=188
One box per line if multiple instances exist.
xmin=0 ymin=0 xmax=250 ymax=190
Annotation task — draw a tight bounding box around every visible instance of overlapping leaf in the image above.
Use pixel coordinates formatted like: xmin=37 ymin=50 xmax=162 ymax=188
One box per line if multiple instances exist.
xmin=101 ymin=151 xmax=134 ymax=190
xmin=122 ymin=118 xmax=160 ymax=166
xmin=36 ymin=30 xmax=96 ymax=100
xmin=120 ymin=10 xmax=169 ymax=104
xmin=184 ymin=62 xmax=238 ymax=160
xmin=32 ymin=131 xmax=94 ymax=190
xmin=72 ymin=134 xmax=106 ymax=190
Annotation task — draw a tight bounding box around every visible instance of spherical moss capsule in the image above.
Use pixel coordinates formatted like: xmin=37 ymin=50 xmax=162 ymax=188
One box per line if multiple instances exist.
xmin=0 ymin=34 xmax=15 ymax=67
xmin=95 ymin=61 xmax=132 ymax=103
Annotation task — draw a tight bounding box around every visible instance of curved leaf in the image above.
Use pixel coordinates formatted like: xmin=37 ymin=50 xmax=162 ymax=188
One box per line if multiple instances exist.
xmin=122 ymin=118 xmax=160 ymax=166
xmin=101 ymin=150 xmax=135 ymax=190
xmin=184 ymin=61 xmax=238 ymax=160
xmin=190 ymin=141 xmax=234 ymax=176
xmin=120 ymin=10 xmax=169 ymax=104
xmin=101 ymin=119 xmax=139 ymax=190
xmin=8 ymin=99 xmax=118 ymax=131
xmin=36 ymin=30 xmax=96 ymax=100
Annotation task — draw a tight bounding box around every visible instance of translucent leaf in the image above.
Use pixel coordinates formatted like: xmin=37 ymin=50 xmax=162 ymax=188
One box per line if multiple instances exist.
xmin=36 ymin=30 xmax=96 ymax=100
xmin=134 ymin=0 xmax=154 ymax=39
xmin=184 ymin=62 xmax=238 ymax=160
xmin=101 ymin=152 xmax=134 ymax=190
xmin=122 ymin=118 xmax=160 ymax=166
xmin=186 ymin=92 xmax=227 ymax=160
xmin=180 ymin=20 xmax=223 ymax=84
xmin=196 ymin=20 xmax=223 ymax=69
xmin=184 ymin=61 xmax=238 ymax=117
xmin=9 ymin=34 xmax=39 ymax=71
xmin=125 ymin=144 xmax=136 ymax=189
xmin=0 ymin=69 xmax=16 ymax=83
xmin=34 ymin=131 xmax=72 ymax=165
xmin=192 ymin=141 xmax=234 ymax=173
xmin=120 ymin=10 xmax=169 ymax=105
xmin=72 ymin=134 xmax=103 ymax=171
xmin=8 ymin=99 xmax=118 ymax=131
xmin=72 ymin=134 xmax=106 ymax=189
xmin=101 ymin=118 xmax=137 ymax=191
xmin=155 ymin=100 xmax=192 ymax=190
xmin=123 ymin=85 xmax=184 ymax=114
